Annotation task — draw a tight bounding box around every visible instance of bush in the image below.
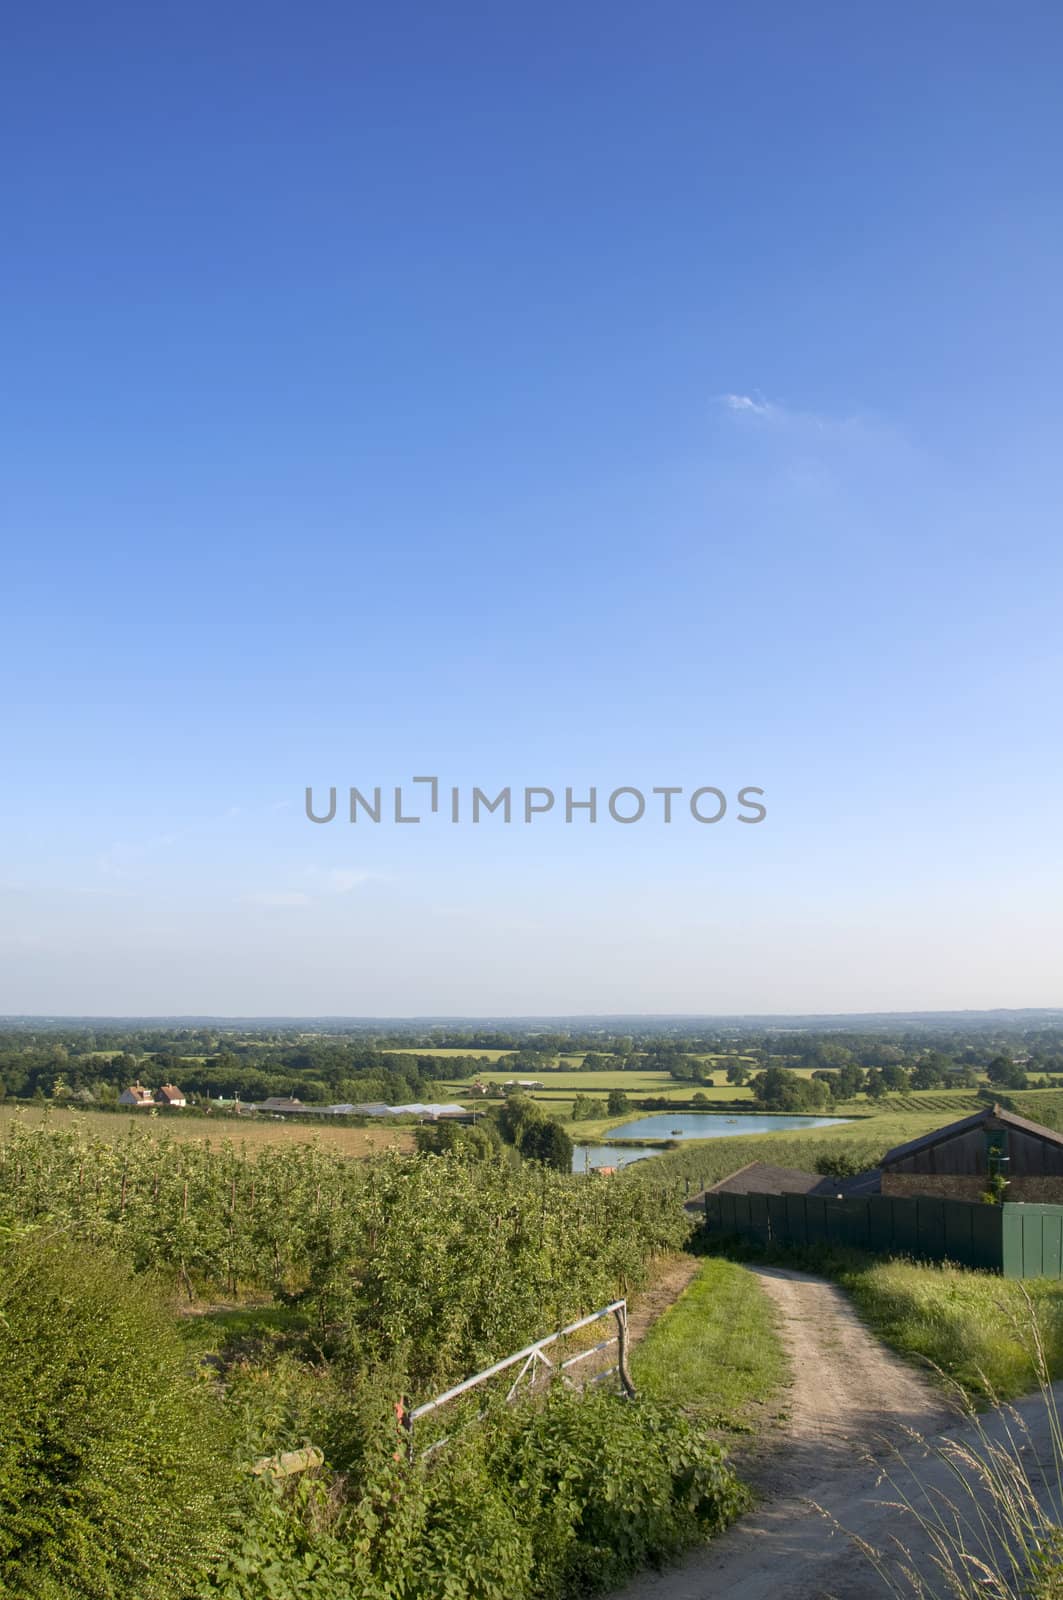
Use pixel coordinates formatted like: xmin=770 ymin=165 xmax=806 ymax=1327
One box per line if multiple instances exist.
xmin=0 ymin=1231 xmax=237 ymax=1600
xmin=814 ymin=1152 xmax=873 ymax=1178
xmin=507 ymin=1386 xmax=748 ymax=1593
xmin=216 ymin=1362 xmax=748 ymax=1600
xmin=518 ymin=1118 xmax=573 ymax=1172
xmin=344 ymin=1386 xmax=748 ymax=1599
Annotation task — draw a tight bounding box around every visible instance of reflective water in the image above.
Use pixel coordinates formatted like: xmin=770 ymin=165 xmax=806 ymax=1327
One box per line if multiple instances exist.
xmin=571 ymin=1112 xmax=851 ymax=1172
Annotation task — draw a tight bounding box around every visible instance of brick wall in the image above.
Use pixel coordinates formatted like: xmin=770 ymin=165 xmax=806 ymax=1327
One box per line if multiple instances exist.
xmin=1007 ymin=1176 xmax=1063 ymax=1203
xmin=882 ymin=1172 xmax=1063 ymax=1203
xmin=882 ymin=1173 xmax=986 ymax=1201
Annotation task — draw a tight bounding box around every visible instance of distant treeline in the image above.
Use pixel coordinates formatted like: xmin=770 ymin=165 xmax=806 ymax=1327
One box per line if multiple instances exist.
xmin=0 ymin=1035 xmax=466 ymax=1106
xmin=2 ymin=1020 xmax=1063 ymax=1107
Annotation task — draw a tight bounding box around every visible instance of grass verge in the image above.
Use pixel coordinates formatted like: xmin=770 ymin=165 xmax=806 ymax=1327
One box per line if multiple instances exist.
xmin=631 ymin=1256 xmax=788 ymax=1433
xmin=839 ymin=1255 xmax=1063 ymax=1403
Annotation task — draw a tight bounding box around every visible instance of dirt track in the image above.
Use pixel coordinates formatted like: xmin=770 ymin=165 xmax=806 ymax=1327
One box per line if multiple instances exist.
xmin=612 ymin=1264 xmax=966 ymax=1600
xmin=742 ymin=1265 xmax=956 ymax=1498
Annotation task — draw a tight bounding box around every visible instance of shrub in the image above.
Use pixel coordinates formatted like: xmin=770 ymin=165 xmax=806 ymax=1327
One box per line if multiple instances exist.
xmin=353 ymin=1386 xmax=748 ymax=1599
xmin=215 ymin=1363 xmax=748 ymax=1600
xmin=0 ymin=1231 xmax=237 ymax=1600
xmin=814 ymin=1152 xmax=873 ymax=1178
xmin=518 ymin=1118 xmax=574 ymax=1172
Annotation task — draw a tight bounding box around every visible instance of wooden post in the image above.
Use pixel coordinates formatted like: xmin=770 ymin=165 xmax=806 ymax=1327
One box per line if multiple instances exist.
xmin=398 ymin=1398 xmax=415 ymax=1463
xmin=615 ymin=1304 xmax=637 ymax=1399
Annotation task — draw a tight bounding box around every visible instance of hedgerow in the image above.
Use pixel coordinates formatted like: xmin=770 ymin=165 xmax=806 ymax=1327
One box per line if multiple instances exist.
xmin=0 ymin=1231 xmax=237 ymax=1600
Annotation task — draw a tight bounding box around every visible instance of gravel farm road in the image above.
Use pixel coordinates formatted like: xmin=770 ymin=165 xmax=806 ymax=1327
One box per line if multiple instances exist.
xmin=610 ymin=1264 xmax=1050 ymax=1600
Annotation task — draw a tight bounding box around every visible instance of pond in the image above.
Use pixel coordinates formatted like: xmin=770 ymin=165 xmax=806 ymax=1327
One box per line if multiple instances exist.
xmin=571 ymin=1111 xmax=851 ymax=1172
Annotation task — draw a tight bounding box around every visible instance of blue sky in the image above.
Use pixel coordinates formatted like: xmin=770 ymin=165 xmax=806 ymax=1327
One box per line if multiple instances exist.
xmin=2 ymin=2 xmax=1061 ymax=1015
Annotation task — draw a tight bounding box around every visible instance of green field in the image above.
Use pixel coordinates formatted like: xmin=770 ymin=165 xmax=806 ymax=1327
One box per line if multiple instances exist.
xmin=0 ymin=1103 xmax=415 ymax=1158
xmin=385 ymin=1046 xmax=517 ymax=1062
xmin=437 ymin=1069 xmax=753 ymax=1099
xmin=835 ymin=1090 xmax=985 ymax=1116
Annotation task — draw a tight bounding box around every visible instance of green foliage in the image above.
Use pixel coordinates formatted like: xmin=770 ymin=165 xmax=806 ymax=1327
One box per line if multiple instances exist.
xmin=607 ymin=1088 xmax=631 ymax=1116
xmin=335 ymin=1388 xmax=745 ymax=1600
xmin=485 ymin=1387 xmax=748 ymax=1597
xmin=1028 ymin=1529 xmax=1063 ymax=1599
xmin=982 ymin=1171 xmax=1010 ymax=1205
xmin=493 ymin=1092 xmax=575 ymax=1172
xmin=0 ymin=1126 xmax=688 ymax=1393
xmin=204 ymin=1476 xmax=357 ymax=1600
xmin=814 ymin=1152 xmax=872 ymax=1178
xmin=0 ymin=1232 xmax=236 ymax=1600
xmin=518 ymin=1118 xmax=573 ymax=1171
xmin=205 ymin=1354 xmax=747 ymax=1600
xmin=495 ymin=1092 xmax=541 ymax=1145
xmin=750 ymin=1066 xmax=832 ymax=1112
xmin=307 ymin=1151 xmax=682 ymax=1388
xmin=413 ymin=1119 xmax=500 ymax=1161
xmin=987 ymin=1055 xmax=1030 ymax=1090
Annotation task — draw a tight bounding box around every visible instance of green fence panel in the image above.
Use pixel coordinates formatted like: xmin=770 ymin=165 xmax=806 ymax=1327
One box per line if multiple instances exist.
xmin=891 ymin=1197 xmax=923 ymax=1258
xmin=1021 ymin=1209 xmax=1045 ymax=1278
xmin=1007 ymin=1205 xmax=1063 ymax=1279
xmin=944 ymin=1199 xmax=976 ymax=1266
xmin=804 ymin=1196 xmax=829 ymax=1245
xmin=867 ymin=1196 xmax=896 ymax=1254
xmin=748 ymin=1193 xmax=771 ymax=1242
xmin=767 ymin=1194 xmax=789 ymax=1244
xmin=1001 ymin=1207 xmax=1024 ymax=1278
xmin=1040 ymin=1210 xmax=1063 ymax=1277
xmin=915 ymin=1198 xmax=947 ymax=1260
xmin=970 ymin=1205 xmax=1004 ymax=1271
xmin=784 ymin=1194 xmax=810 ymax=1246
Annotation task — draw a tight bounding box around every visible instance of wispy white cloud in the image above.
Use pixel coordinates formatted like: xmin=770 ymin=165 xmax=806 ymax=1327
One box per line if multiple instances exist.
xmin=716 ymin=392 xmax=891 ymax=442
xmin=721 ymin=392 xmax=777 ymax=418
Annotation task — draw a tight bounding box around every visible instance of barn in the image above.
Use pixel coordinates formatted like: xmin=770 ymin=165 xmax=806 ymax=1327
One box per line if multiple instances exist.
xmin=880 ymin=1104 xmax=1063 ymax=1203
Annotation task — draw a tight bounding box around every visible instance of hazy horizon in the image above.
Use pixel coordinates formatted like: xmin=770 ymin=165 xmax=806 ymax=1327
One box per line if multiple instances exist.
xmin=4 ymin=1007 xmax=1062 ymax=1027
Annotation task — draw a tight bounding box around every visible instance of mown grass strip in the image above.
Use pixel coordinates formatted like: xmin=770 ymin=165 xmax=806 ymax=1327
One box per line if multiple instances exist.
xmin=631 ymin=1257 xmax=788 ymax=1432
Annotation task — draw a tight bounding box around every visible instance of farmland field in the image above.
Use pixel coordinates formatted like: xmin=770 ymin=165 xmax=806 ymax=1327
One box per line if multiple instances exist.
xmin=438 ymin=1068 xmax=754 ymax=1097
xmin=384 ymin=1045 xmax=517 ymax=1062
xmin=0 ymin=1103 xmax=415 ymax=1157
xmin=835 ymin=1090 xmax=985 ymax=1116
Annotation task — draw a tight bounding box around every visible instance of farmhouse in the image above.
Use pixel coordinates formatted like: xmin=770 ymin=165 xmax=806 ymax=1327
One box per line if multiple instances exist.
xmin=880 ymin=1104 xmax=1063 ymax=1203
xmin=154 ymin=1085 xmax=187 ymax=1108
xmin=118 ymin=1082 xmax=155 ymax=1108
